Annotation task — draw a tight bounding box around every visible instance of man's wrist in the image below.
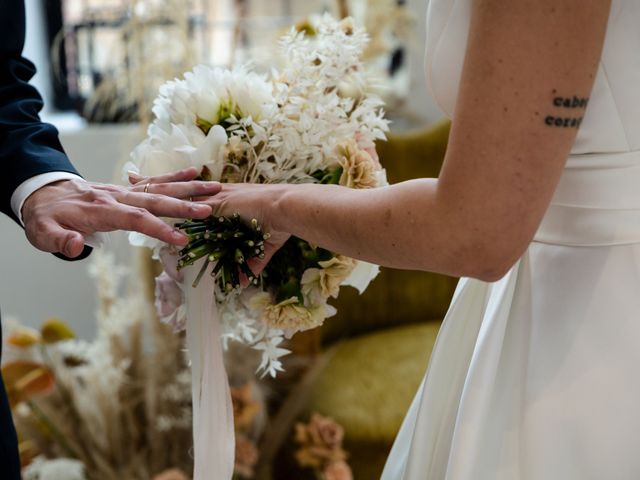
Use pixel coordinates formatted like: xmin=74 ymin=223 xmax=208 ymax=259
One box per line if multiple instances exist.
xmin=12 ymin=172 xmax=84 ymax=225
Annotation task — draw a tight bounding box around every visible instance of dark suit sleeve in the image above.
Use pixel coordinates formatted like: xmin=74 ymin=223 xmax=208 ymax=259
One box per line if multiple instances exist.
xmin=0 ymin=0 xmax=81 ymax=224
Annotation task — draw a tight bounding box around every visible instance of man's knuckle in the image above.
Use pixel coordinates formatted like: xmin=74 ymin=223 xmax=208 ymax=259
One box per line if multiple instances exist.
xmin=129 ymin=207 xmax=147 ymax=220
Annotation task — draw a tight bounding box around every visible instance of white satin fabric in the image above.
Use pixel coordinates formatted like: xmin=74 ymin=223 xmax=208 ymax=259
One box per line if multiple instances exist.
xmin=382 ymin=1 xmax=640 ymax=478
xmin=185 ymin=260 xmax=235 ymax=480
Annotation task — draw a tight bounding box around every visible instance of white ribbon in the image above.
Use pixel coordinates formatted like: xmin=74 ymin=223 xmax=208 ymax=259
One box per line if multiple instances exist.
xmin=185 ymin=259 xmax=235 ymax=480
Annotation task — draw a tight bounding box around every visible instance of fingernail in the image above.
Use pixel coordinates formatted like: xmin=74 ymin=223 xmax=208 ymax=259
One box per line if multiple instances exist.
xmin=128 ymin=171 xmax=143 ymax=184
xmin=63 ymin=239 xmax=72 ymax=256
xmin=190 ymin=204 xmax=211 ymax=216
xmin=172 ymin=231 xmax=188 ymax=245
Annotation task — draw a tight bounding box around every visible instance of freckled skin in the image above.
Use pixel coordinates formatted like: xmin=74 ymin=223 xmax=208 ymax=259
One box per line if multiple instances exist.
xmin=383 ymin=208 xmax=392 ymax=227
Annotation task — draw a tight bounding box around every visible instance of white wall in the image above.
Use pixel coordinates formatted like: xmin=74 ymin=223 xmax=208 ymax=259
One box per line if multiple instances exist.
xmin=0 ymin=126 xmax=145 ymax=339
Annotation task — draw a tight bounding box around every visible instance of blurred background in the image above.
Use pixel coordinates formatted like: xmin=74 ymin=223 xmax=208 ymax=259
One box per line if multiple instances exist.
xmin=1 ymin=0 xmax=443 ymax=340
xmin=1 ymin=2 xmax=453 ymax=479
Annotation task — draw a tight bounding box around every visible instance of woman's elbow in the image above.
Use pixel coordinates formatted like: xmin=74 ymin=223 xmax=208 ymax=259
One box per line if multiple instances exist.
xmin=455 ymin=239 xmax=525 ymax=283
xmin=470 ymin=261 xmax=515 ymax=283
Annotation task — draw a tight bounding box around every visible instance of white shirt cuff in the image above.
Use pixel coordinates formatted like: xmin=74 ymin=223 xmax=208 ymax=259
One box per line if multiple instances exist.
xmin=11 ymin=173 xmax=107 ymax=249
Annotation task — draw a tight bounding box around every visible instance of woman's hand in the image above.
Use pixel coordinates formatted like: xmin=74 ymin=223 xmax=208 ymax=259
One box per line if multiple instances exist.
xmin=129 ymin=171 xmax=291 ymax=276
xmin=200 ymin=183 xmax=291 ymax=275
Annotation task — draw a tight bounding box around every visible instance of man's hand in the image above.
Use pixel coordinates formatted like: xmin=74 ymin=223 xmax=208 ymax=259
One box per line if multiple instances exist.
xmin=22 ymin=167 xmax=221 ymax=258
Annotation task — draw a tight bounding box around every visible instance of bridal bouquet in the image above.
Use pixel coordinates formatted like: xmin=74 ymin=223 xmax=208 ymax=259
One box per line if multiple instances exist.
xmin=126 ymin=14 xmax=388 ymax=479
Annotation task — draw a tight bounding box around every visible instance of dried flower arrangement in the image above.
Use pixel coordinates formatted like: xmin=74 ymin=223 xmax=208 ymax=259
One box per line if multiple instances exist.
xmin=1 ymin=250 xmax=267 ymax=480
xmin=294 ymin=413 xmax=353 ymax=480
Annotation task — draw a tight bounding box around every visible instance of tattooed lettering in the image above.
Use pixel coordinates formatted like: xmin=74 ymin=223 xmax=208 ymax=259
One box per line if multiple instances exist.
xmin=544 ymin=92 xmax=589 ymax=129
xmin=544 ymin=116 xmax=583 ymax=128
xmin=553 ymin=96 xmax=589 ymax=109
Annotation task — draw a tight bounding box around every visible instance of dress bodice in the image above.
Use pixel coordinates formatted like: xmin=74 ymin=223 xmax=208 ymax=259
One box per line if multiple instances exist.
xmin=425 ymin=0 xmax=640 ymax=154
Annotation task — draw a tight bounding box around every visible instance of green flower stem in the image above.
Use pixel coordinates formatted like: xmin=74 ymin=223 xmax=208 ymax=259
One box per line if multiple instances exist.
xmin=176 ymin=214 xmax=266 ymax=289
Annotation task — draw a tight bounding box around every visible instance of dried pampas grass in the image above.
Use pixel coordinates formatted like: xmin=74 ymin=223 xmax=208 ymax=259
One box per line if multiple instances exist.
xmin=9 ymin=250 xmax=194 ymax=479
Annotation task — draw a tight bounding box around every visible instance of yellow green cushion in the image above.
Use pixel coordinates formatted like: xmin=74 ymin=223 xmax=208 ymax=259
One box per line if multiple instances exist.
xmin=306 ymin=322 xmax=441 ymax=477
xmin=323 ymin=270 xmax=457 ymax=343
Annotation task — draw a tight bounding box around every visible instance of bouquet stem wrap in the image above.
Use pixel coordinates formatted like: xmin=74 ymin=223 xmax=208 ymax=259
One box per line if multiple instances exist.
xmin=185 ymin=259 xmax=235 ymax=480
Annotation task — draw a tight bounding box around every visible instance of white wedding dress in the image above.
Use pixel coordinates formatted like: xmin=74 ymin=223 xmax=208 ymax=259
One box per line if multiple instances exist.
xmin=382 ymin=0 xmax=640 ymax=479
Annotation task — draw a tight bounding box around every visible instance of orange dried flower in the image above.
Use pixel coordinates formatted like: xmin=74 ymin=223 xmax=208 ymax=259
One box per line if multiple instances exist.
xmin=235 ymin=434 xmax=259 ymax=478
xmin=230 ymin=383 xmax=261 ymax=432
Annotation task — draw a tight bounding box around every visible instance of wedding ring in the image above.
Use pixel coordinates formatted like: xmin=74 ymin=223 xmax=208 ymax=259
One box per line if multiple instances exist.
xmin=144 ymin=183 xmax=151 ymax=193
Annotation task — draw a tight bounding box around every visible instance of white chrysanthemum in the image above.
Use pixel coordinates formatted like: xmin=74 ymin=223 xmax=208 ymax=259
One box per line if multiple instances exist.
xmin=23 ymin=457 xmax=86 ymax=480
xmin=152 ymin=65 xmax=275 ymax=131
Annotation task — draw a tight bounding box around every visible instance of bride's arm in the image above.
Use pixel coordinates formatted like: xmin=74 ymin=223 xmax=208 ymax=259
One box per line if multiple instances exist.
xmin=211 ymin=0 xmax=611 ymax=281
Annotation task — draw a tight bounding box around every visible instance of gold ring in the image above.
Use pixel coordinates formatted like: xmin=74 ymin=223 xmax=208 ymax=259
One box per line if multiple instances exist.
xmin=144 ymin=183 xmax=151 ymax=193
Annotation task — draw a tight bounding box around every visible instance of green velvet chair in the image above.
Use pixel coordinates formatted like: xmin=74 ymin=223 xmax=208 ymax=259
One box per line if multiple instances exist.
xmin=280 ymin=119 xmax=458 ymax=479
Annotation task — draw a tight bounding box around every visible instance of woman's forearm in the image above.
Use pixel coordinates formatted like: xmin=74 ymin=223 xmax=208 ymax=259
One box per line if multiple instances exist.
xmin=270 ymin=179 xmax=511 ymax=281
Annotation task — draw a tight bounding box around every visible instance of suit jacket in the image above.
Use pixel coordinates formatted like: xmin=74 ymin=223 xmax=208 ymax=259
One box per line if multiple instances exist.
xmin=0 ymin=0 xmax=80 ymax=224
xmin=0 ymin=1 xmax=89 ymax=477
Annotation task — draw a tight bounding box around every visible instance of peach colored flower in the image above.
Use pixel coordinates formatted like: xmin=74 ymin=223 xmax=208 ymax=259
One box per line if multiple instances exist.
xmin=307 ymin=413 xmax=345 ymax=449
xmin=235 ymin=434 xmax=259 ymax=478
xmin=231 ymin=382 xmax=261 ymax=432
xmin=294 ymin=413 xmax=348 ymax=469
xmin=152 ymin=468 xmax=188 ymax=480
xmin=335 ymin=139 xmax=378 ymax=189
xmin=324 ymin=461 xmax=353 ymax=480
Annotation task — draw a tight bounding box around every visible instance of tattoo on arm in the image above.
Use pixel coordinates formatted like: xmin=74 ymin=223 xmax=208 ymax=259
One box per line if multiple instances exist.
xmin=543 ymin=90 xmax=589 ymax=129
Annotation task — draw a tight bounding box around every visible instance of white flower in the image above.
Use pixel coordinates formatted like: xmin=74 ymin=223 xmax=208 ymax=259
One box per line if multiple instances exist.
xmin=125 ymin=14 xmax=389 ymax=380
xmin=129 ymin=123 xmax=228 ymax=179
xmin=253 ymin=334 xmax=290 ymax=378
xmin=342 ymin=260 xmax=380 ymax=294
xmin=23 ymin=457 xmax=86 ymax=480
xmin=151 ymin=65 xmax=275 ymax=130
xmin=128 ymin=231 xmax=163 ymax=257
xmin=375 ymin=168 xmax=389 ymax=187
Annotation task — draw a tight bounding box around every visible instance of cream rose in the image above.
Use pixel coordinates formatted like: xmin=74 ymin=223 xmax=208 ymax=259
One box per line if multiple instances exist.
xmin=301 ymin=255 xmax=358 ymax=301
xmin=249 ymin=294 xmax=326 ymax=332
xmin=335 ymin=139 xmax=379 ymax=189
